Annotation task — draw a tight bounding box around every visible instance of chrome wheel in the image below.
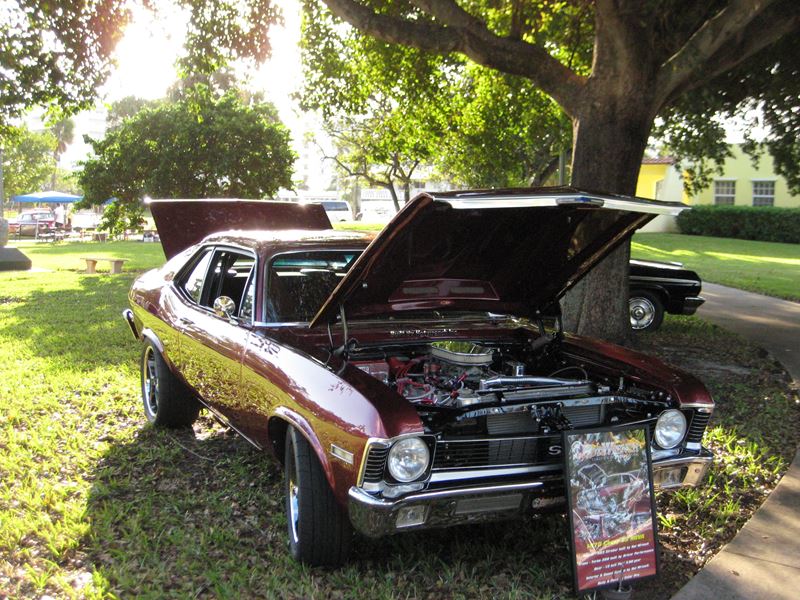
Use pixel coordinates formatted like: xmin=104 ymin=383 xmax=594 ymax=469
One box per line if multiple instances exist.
xmin=142 ymin=345 xmax=159 ymax=420
xmin=629 ymin=296 xmax=656 ymax=330
xmin=288 ymin=474 xmax=300 ymax=544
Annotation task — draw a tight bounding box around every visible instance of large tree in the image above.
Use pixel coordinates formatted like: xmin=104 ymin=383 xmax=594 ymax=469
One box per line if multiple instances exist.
xmin=1 ymin=127 xmax=56 ymax=201
xmin=302 ymin=1 xmax=570 ymax=191
xmin=311 ymin=0 xmax=800 ymax=341
xmin=437 ymin=66 xmax=570 ymax=187
xmin=77 ymin=90 xmax=295 ymax=231
xmin=317 ymin=99 xmax=441 ymax=211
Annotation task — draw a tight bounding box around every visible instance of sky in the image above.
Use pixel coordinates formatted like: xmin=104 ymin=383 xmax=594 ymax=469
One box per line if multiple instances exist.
xmin=102 ymin=1 xmax=302 ymax=123
xmin=58 ymin=0 xmax=331 ymax=186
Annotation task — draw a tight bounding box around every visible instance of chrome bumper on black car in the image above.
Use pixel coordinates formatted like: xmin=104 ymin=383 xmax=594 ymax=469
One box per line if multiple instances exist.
xmin=348 ymin=449 xmax=712 ymax=538
xmin=681 ymin=296 xmax=705 ymax=315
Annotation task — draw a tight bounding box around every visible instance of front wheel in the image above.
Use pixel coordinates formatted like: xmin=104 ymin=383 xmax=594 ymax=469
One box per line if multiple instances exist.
xmin=285 ymin=427 xmax=352 ymax=566
xmin=629 ymin=292 xmax=664 ymax=332
xmin=140 ymin=342 xmax=200 ymax=427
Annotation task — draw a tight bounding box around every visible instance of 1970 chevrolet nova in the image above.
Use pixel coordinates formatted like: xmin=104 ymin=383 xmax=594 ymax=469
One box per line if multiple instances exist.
xmin=124 ymin=188 xmax=713 ymax=566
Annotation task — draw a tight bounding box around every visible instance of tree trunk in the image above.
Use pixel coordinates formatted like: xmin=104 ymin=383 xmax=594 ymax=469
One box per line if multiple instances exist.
xmin=386 ymin=184 xmax=401 ymax=212
xmin=562 ymin=98 xmax=655 ymax=344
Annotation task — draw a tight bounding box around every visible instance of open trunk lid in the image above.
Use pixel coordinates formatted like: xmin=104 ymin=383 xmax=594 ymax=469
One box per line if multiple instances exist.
xmin=149 ymin=199 xmax=332 ymax=259
xmin=310 ymin=187 xmax=686 ymax=327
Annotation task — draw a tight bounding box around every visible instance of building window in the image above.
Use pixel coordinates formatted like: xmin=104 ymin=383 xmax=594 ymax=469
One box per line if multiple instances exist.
xmin=713 ymin=180 xmax=736 ymax=205
xmin=752 ymin=181 xmax=775 ymax=207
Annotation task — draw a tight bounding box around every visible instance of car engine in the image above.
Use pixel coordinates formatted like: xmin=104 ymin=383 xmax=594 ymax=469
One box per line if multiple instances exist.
xmin=351 ymin=340 xmax=639 ymax=436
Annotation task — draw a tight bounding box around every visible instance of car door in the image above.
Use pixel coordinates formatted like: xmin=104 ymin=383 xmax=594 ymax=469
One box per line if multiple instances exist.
xmin=173 ymin=246 xmax=256 ymax=435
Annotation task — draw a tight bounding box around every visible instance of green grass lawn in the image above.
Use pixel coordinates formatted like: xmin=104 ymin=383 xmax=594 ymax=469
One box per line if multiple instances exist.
xmin=9 ymin=240 xmax=165 ymax=272
xmin=632 ymin=233 xmax=800 ymax=301
xmin=0 ymin=242 xmax=797 ymax=598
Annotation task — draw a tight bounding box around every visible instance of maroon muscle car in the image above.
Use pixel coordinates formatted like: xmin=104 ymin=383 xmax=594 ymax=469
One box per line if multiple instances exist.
xmin=123 ymin=189 xmax=714 ymax=566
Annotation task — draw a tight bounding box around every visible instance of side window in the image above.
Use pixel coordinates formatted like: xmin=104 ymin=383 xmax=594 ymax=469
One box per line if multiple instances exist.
xmin=180 ymin=249 xmax=213 ymax=304
xmin=204 ymin=250 xmax=255 ymax=315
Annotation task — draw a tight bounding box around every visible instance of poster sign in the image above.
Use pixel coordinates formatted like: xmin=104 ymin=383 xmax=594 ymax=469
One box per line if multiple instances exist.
xmin=564 ymin=426 xmax=659 ymax=593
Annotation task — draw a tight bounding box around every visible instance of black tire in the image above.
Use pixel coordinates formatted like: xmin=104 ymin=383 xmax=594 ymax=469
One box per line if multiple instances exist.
xmin=629 ymin=291 xmax=665 ymax=332
xmin=285 ymin=427 xmax=352 ymax=566
xmin=140 ymin=342 xmax=200 ymax=427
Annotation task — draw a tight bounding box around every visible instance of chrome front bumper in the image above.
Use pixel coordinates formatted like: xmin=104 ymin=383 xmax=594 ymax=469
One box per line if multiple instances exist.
xmin=348 ymin=449 xmax=713 ymax=538
xmin=681 ymin=296 xmax=705 ymax=315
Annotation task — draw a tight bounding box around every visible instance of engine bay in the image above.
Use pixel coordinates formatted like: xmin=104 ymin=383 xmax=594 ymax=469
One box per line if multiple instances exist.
xmin=350 ymin=337 xmax=674 ymax=437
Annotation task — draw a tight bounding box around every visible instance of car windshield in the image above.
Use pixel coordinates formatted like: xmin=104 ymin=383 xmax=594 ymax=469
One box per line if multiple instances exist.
xmin=321 ymin=201 xmax=348 ymax=211
xmin=267 ymin=251 xmax=361 ymax=322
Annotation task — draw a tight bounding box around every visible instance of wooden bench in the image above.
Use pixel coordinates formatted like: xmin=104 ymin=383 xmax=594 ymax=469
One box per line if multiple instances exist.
xmin=82 ymin=257 xmax=129 ymax=274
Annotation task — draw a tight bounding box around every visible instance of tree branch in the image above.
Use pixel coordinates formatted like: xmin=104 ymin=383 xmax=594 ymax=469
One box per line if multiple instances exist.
xmin=656 ymin=0 xmax=782 ymax=101
xmin=321 ymin=0 xmax=585 ymax=115
xmin=663 ymin=4 xmax=800 ymax=105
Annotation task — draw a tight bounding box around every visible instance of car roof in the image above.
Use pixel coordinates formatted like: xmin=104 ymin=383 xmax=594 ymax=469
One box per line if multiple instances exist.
xmin=200 ymin=228 xmax=374 ymax=254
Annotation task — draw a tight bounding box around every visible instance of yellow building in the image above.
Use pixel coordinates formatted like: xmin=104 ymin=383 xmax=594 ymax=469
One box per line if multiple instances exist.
xmin=687 ymin=145 xmax=800 ymax=207
xmin=635 ymin=157 xmax=685 ymax=232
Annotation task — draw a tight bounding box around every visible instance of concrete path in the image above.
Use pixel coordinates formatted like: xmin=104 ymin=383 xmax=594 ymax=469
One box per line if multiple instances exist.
xmin=697 ymin=283 xmax=800 ymax=384
xmin=671 ymin=283 xmax=800 ymax=600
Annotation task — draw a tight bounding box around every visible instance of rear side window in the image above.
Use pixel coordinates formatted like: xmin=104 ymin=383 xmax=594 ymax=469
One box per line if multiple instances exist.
xmin=267 ymin=251 xmax=359 ymax=322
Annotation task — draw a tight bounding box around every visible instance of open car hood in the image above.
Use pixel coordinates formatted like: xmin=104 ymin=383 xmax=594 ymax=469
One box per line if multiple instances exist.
xmin=149 ymin=199 xmax=332 ymax=259
xmin=310 ymin=187 xmax=686 ymax=327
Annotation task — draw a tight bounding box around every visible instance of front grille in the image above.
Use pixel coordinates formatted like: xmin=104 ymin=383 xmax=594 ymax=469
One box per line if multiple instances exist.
xmin=686 ymin=411 xmax=712 ymax=444
xmin=433 ymin=437 xmax=544 ymax=470
xmin=486 ymin=413 xmax=538 ymax=435
xmin=486 ymin=404 xmax=604 ymax=435
xmin=362 ymin=445 xmax=389 ymax=482
xmin=562 ymin=404 xmax=604 ymax=427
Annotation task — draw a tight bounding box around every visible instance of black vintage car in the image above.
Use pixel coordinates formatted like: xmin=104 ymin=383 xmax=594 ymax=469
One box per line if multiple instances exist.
xmin=629 ymin=260 xmax=705 ymax=331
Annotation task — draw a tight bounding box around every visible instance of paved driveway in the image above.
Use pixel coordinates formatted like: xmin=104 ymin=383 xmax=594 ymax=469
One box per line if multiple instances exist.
xmin=672 ymin=283 xmax=800 ymax=600
xmin=697 ymin=283 xmax=800 ymax=384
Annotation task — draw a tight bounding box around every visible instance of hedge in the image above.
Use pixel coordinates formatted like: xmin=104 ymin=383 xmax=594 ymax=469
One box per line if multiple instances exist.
xmin=676 ymin=205 xmax=800 ymax=244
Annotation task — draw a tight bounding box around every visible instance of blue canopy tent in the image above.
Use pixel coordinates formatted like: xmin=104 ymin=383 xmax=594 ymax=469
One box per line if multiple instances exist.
xmin=12 ymin=191 xmax=83 ymax=203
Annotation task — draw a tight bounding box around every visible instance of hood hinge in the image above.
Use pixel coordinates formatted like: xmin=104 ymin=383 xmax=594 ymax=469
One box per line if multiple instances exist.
xmin=332 ymin=304 xmax=350 ymax=357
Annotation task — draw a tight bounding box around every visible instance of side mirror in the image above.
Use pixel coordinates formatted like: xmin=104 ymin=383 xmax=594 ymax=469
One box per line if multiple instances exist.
xmin=213 ymin=296 xmax=236 ymax=320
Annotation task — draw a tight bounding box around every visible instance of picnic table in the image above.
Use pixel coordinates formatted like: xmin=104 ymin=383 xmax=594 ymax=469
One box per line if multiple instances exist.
xmin=82 ymin=257 xmax=129 ymax=274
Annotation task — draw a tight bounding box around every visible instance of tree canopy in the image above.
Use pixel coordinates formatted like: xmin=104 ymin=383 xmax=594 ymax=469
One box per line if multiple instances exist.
xmin=1 ymin=126 xmax=56 ymax=202
xmin=77 ymin=90 xmax=295 ymax=231
xmin=0 ymin=1 xmax=129 ymax=132
xmin=301 ymin=0 xmax=573 ymax=190
xmin=0 ymin=0 xmax=282 ymax=131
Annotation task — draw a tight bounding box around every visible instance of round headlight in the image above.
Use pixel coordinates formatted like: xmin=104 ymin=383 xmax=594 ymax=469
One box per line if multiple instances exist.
xmin=387 ymin=437 xmax=430 ymax=482
xmin=654 ymin=409 xmax=687 ymax=449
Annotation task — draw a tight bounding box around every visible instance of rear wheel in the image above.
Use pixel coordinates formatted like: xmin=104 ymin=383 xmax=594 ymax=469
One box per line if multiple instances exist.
xmin=285 ymin=427 xmax=352 ymax=566
xmin=140 ymin=342 xmax=200 ymax=427
xmin=629 ymin=291 xmax=664 ymax=332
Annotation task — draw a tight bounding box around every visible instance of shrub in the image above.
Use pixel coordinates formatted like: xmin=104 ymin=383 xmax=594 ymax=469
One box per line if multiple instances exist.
xmin=676 ymin=206 xmax=800 ymax=244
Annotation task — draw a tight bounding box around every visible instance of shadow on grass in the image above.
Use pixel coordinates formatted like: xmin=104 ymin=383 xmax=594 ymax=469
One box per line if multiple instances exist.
xmin=4 ymin=274 xmax=136 ymax=368
xmin=83 ymin=419 xmax=587 ymax=599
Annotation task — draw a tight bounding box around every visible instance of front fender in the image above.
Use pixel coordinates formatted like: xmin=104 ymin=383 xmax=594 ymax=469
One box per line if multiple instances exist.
xmin=270 ymin=407 xmax=360 ymax=507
